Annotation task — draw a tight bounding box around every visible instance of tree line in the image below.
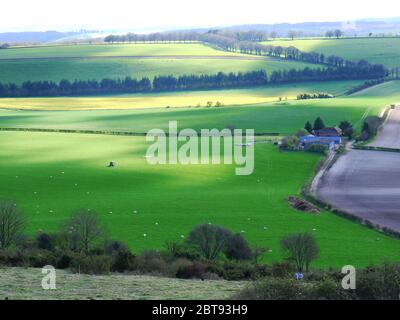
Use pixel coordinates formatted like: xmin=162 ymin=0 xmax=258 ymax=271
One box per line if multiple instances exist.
xmin=0 ymin=71 xmax=267 ymax=97
xmin=104 ymin=30 xmax=274 ymax=43
xmin=201 ymin=32 xmax=388 ymax=76
xmin=0 ymin=64 xmax=388 ymax=97
xmin=297 ymin=93 xmax=334 ymax=100
xmin=0 ymin=199 xmax=317 ymax=280
xmin=103 ymin=29 xmax=344 ymax=43
xmin=104 ymin=30 xmax=389 ymax=76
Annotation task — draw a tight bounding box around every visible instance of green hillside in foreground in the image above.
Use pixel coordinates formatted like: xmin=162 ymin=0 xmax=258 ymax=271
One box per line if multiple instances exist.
xmin=0 ymin=43 xmax=322 ymax=84
xmin=263 ymin=37 xmax=400 ymax=68
xmin=0 ymin=267 xmax=246 ymax=300
xmin=1 ymin=132 xmax=400 ymax=268
xmin=1 ymin=81 xmax=400 ymax=269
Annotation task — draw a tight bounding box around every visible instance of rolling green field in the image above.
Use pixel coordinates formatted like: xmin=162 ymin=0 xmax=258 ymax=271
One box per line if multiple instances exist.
xmin=0 ymin=39 xmax=399 ymax=271
xmin=1 ymin=132 xmax=400 ymax=268
xmin=1 ymin=81 xmax=398 ymax=135
xmin=0 ymin=80 xmax=360 ymax=111
xmin=0 ymin=81 xmax=399 ymax=268
xmin=0 ymin=43 xmax=321 ymax=84
xmin=0 ymin=43 xmax=239 ymax=59
xmin=0 ymin=98 xmax=373 ymax=134
xmin=0 ymin=57 xmax=317 ymax=85
xmin=263 ymin=37 xmax=400 ymax=68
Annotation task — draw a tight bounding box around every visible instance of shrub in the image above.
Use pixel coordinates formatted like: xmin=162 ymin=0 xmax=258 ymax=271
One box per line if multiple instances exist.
xmin=358 ymin=130 xmax=370 ymax=141
xmin=186 ymin=224 xmax=233 ymax=261
xmin=306 ymin=144 xmax=328 ymax=155
xmin=55 ymin=251 xmax=74 ymax=269
xmin=295 ymin=129 xmax=309 ymax=138
xmin=165 ymin=241 xmax=201 ymax=261
xmin=27 ymin=249 xmax=57 ymax=268
xmin=220 ymin=261 xmax=270 ymax=280
xmin=355 ymin=264 xmax=400 ymax=300
xmin=307 ymin=278 xmax=347 ymax=300
xmin=0 ymin=249 xmax=28 ymax=266
xmin=339 ymin=121 xmax=354 ymax=139
xmin=0 ymin=248 xmax=57 ymax=268
xmin=134 ymin=250 xmax=167 ymax=274
xmin=224 ymin=234 xmax=253 ymax=261
xmin=70 ymin=254 xmax=112 ymax=275
xmin=362 ymin=116 xmax=383 ymax=138
xmin=271 ymin=261 xmax=295 ymax=278
xmin=105 ymin=241 xmax=135 ymax=272
xmin=221 ymin=262 xmax=253 ymax=280
xmin=280 ymin=135 xmax=300 ymax=151
xmin=234 ymin=278 xmax=302 ymax=300
xmin=297 ymin=93 xmax=333 ymax=100
xmin=175 ymin=260 xmax=207 ymax=279
xmin=234 ymin=264 xmax=400 ymax=300
xmin=36 ymin=233 xmax=54 ymax=251
xmin=167 ymin=258 xmax=193 ymax=276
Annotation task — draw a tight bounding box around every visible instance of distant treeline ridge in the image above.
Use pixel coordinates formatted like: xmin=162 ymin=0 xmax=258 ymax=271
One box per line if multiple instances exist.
xmin=105 ymin=30 xmax=391 ymax=75
xmin=0 ymin=64 xmax=388 ymax=97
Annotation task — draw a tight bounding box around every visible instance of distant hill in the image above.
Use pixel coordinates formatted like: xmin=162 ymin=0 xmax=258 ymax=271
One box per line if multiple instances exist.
xmin=2 ymin=17 xmax=400 ymax=44
xmin=0 ymin=31 xmax=81 ymax=44
xmin=187 ymin=18 xmax=400 ymax=37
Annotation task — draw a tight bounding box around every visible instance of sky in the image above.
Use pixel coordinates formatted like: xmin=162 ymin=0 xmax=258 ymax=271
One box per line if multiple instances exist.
xmin=1 ymin=0 xmax=399 ymax=32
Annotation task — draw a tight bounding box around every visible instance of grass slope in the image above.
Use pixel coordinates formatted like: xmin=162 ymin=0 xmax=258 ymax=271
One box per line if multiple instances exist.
xmin=0 ymin=80 xmax=360 ymax=111
xmin=263 ymin=37 xmax=400 ymax=68
xmin=1 ymin=81 xmax=399 ymax=135
xmin=1 ymin=132 xmax=400 ymax=268
xmin=0 ymin=57 xmax=321 ymax=85
xmin=0 ymin=267 xmax=246 ymax=300
xmin=0 ymin=43 xmax=321 ymax=84
xmin=0 ymin=43 xmax=240 ymax=59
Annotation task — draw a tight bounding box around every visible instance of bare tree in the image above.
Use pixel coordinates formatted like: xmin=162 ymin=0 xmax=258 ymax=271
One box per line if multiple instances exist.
xmin=288 ymin=30 xmax=298 ymax=40
xmin=186 ymin=224 xmax=232 ymax=260
xmin=0 ymin=200 xmax=25 ymax=249
xmin=64 ymin=210 xmax=105 ymax=253
xmin=325 ymin=30 xmax=334 ymax=38
xmin=269 ymin=31 xmax=278 ymax=39
xmin=253 ymin=247 xmax=267 ymax=265
xmin=281 ymin=233 xmax=318 ymax=272
xmin=334 ymin=29 xmax=343 ymax=39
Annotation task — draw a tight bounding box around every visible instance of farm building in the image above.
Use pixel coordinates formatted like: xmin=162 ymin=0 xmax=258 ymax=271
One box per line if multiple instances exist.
xmin=300 ymin=135 xmax=341 ymax=145
xmin=313 ymin=127 xmax=342 ymax=138
xmin=300 ymin=136 xmax=336 ymax=151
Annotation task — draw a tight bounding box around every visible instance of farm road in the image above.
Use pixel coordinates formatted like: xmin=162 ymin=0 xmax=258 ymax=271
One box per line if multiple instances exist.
xmin=316 ymin=106 xmax=400 ymax=231
xmin=369 ymin=106 xmax=400 ymax=149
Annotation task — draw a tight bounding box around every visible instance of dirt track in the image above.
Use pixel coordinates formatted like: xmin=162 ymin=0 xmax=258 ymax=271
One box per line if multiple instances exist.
xmin=369 ymin=106 xmax=400 ymax=148
xmin=0 ymin=55 xmax=269 ymax=61
xmin=316 ymin=106 xmax=400 ymax=231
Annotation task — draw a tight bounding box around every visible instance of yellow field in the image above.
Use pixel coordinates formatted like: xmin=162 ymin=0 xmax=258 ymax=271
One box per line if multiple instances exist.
xmin=0 ymin=81 xmax=361 ymax=111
